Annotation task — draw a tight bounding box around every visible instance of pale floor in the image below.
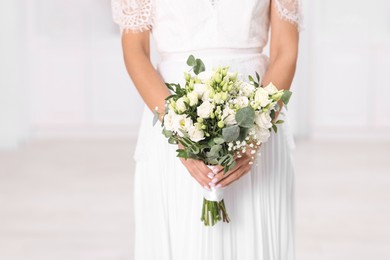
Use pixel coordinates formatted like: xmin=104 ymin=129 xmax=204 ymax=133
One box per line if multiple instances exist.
xmin=0 ymin=138 xmax=389 ymax=260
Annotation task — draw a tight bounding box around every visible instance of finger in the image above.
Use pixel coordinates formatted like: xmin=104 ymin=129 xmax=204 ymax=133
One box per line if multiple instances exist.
xmin=181 ymin=159 xmax=211 ymax=189
xmin=213 ymin=168 xmax=231 ymax=184
xmin=213 ymin=156 xmax=251 ymax=183
xmin=210 ymin=164 xmax=224 ymax=174
xmin=211 ymin=159 xmax=242 ymax=185
xmin=217 ymin=164 xmax=252 ymax=188
xmin=193 ymin=160 xmax=217 ymax=179
xmin=188 ymin=162 xmax=211 ymax=188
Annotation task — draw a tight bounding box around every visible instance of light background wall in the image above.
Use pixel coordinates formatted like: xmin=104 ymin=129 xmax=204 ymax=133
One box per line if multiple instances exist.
xmin=1 ymin=0 xmax=390 ymax=149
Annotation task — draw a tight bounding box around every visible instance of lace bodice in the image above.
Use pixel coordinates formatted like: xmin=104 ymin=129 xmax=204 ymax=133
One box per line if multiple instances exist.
xmin=111 ymin=0 xmax=302 ymax=53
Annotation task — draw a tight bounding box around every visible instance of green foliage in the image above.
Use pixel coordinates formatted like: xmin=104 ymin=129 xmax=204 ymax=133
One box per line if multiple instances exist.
xmin=248 ymin=75 xmax=255 ymax=83
xmin=165 ymin=83 xmax=187 ymax=102
xmin=222 ymin=125 xmax=240 ymax=143
xmin=281 ymin=90 xmax=292 ymax=105
xmin=213 ymin=137 xmax=225 ymax=145
xmin=270 ymin=109 xmax=276 ymax=120
xmin=153 ymin=110 xmax=159 ymax=126
xmin=248 ymin=73 xmax=259 ymax=87
xmin=217 ymin=154 xmax=235 ymax=173
xmin=168 ymin=137 xmax=177 ymax=144
xmin=272 ymin=124 xmax=278 ymax=133
xmin=162 ymin=129 xmax=173 ymax=138
xmin=194 ymin=59 xmax=205 ymax=75
xmin=187 ymin=55 xmax=196 ymax=66
xmin=207 ymin=144 xmax=222 ymax=157
xmin=238 ymin=127 xmax=249 ymax=141
xmin=160 ymin=56 xmax=293 ymax=193
xmin=187 ymin=55 xmax=205 ymax=75
xmin=158 ymin=56 xmax=295 ymax=226
xmin=255 ymin=71 xmax=260 ymax=82
xmin=235 ymin=107 xmax=255 ymax=128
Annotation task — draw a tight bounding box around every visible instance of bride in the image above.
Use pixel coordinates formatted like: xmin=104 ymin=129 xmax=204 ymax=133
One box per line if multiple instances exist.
xmin=111 ymin=0 xmax=301 ymax=259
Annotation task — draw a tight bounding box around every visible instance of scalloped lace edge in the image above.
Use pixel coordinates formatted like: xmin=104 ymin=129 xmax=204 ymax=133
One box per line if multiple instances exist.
xmin=274 ymin=0 xmax=304 ymax=32
xmin=111 ymin=0 xmax=154 ymax=34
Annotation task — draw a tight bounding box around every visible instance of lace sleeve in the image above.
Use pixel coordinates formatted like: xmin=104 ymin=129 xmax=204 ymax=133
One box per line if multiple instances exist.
xmin=274 ymin=0 xmax=303 ymax=32
xmin=111 ymin=0 xmax=154 ymax=34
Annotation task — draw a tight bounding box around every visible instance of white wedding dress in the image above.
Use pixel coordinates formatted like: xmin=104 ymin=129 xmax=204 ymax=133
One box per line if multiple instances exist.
xmin=111 ymin=0 xmax=302 ymax=259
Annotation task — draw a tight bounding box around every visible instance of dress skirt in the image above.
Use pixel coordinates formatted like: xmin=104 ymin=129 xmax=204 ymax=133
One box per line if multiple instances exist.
xmin=132 ymin=49 xmax=296 ymax=260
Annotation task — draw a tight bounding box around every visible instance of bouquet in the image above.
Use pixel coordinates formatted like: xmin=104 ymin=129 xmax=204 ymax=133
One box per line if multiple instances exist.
xmin=154 ymin=55 xmax=292 ymax=226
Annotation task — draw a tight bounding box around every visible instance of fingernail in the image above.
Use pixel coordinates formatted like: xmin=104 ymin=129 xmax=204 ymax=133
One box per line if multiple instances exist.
xmin=212 ymin=168 xmax=219 ymax=174
xmin=216 ymin=184 xmax=222 ymax=188
xmin=209 ymin=182 xmax=215 ymax=187
xmin=211 ymin=178 xmax=218 ymax=184
xmin=203 ymin=185 xmax=211 ymax=191
xmin=207 ymin=172 xmax=215 ymax=179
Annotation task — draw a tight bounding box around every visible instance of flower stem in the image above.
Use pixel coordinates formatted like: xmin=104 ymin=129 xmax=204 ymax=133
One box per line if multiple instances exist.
xmin=201 ymin=198 xmax=230 ymax=226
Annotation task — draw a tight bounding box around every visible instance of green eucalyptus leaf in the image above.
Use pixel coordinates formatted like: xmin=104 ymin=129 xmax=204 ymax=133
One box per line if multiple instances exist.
xmin=208 ymin=158 xmax=219 ymax=165
xmin=238 ymin=127 xmax=249 ymax=141
xmin=187 ymin=55 xmax=196 ymax=66
xmin=168 ymin=137 xmax=177 ymax=144
xmin=153 ymin=111 xmax=159 ymax=126
xmin=222 ymin=125 xmax=240 ymax=143
xmin=281 ymin=90 xmax=292 ymax=105
xmin=213 ymin=137 xmax=225 ymax=145
xmin=207 ymin=139 xmax=215 ymax=146
xmin=235 ymin=107 xmax=255 ymax=128
xmin=207 ymin=144 xmax=222 ymax=157
xmin=193 ymin=58 xmax=205 ymax=75
xmin=162 ymin=129 xmax=173 ymax=138
xmin=275 ymin=119 xmax=284 ymax=124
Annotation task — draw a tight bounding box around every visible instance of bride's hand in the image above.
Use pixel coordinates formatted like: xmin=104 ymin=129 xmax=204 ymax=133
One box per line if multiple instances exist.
xmin=212 ymin=146 xmax=259 ymax=188
xmin=178 ymin=144 xmax=219 ymax=190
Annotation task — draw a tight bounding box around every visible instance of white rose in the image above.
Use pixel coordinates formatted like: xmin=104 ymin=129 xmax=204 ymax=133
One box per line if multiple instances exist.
xmin=202 ymin=87 xmax=214 ymax=101
xmin=254 ymin=88 xmax=271 ymax=107
xmin=235 ymin=96 xmax=249 ymax=108
xmin=187 ymin=91 xmax=199 ymax=106
xmin=194 ymin=83 xmax=206 ymax=98
xmin=240 ymin=82 xmax=255 ymax=97
xmin=213 ymin=92 xmax=224 ymax=104
xmin=255 ymin=111 xmax=272 ymax=129
xmin=174 ymin=115 xmax=193 ymax=137
xmin=170 ymin=113 xmax=184 ymax=134
xmin=264 ymin=82 xmax=279 ymax=95
xmin=187 ymin=125 xmax=205 ymax=142
xmin=197 ymin=100 xmax=214 ymax=119
xmin=252 ymin=125 xmax=271 ymax=143
xmin=176 ymin=97 xmax=187 ymax=113
xmin=222 ymin=106 xmax=237 ymax=125
xmin=197 ymin=71 xmax=214 ymax=83
xmin=163 ymin=109 xmax=177 ymax=131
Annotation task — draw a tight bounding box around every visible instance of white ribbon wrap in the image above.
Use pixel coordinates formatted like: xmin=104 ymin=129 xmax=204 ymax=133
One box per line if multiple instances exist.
xmin=203 ymin=165 xmax=225 ymax=202
xmin=203 ymin=186 xmax=225 ymax=202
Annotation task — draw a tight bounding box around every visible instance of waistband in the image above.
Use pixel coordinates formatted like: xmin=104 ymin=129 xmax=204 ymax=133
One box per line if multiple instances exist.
xmin=159 ymin=47 xmax=264 ymax=62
